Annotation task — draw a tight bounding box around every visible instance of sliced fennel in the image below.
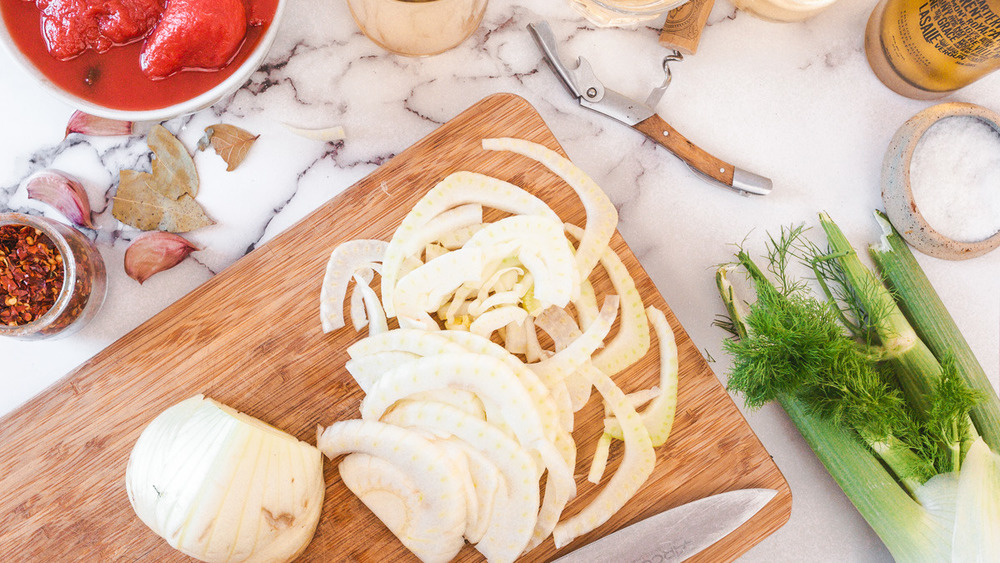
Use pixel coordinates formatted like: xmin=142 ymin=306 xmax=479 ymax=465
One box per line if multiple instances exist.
xmin=349 ymin=268 xmax=373 ymax=331
xmin=126 ymin=395 xmax=325 ymax=563
xmin=530 ymin=296 xmax=619 ymax=387
xmin=565 ymin=224 xmax=650 ymax=376
xmin=316 ymin=137 xmax=684 ymax=562
xmin=319 ymin=239 xmax=387 ymax=333
xmin=604 ymin=306 xmax=679 ymax=447
xmin=345 ymin=350 xmax=419 ymax=393
xmin=465 ymin=215 xmax=580 ymax=307
xmin=443 ymin=439 xmax=505 ymax=544
xmin=338 ymin=453 xmax=430 ymax=549
xmin=553 ymin=363 xmax=656 ymax=549
xmin=348 ymin=328 xmax=466 ymax=359
xmin=433 ymin=329 xmax=565 ymax=442
xmin=587 ymin=433 xmax=613 ymax=484
xmin=383 ymin=401 xmax=540 ymax=562
xmin=380 ymin=171 xmax=558 ymax=317
xmin=360 ymin=353 xmax=563 ymax=474
xmin=317 ymin=420 xmax=467 ymax=563
xmin=482 ymin=137 xmax=617 ymax=281
xmin=523 ymin=428 xmax=577 ymax=553
xmin=469 ymin=305 xmax=529 ymax=339
xmin=534 ymin=306 xmax=593 ymax=412
xmin=352 ymin=271 xmax=387 ymax=335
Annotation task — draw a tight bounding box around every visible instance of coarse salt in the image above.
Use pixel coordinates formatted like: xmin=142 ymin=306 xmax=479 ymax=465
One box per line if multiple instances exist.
xmin=909 ymin=116 xmax=1000 ymax=243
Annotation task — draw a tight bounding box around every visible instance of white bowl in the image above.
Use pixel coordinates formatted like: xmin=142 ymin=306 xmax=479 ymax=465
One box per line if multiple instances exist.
xmin=0 ymin=1 xmax=286 ymax=122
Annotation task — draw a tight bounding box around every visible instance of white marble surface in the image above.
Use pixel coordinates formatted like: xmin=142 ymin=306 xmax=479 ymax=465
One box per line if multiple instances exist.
xmin=1 ymin=0 xmax=998 ymax=561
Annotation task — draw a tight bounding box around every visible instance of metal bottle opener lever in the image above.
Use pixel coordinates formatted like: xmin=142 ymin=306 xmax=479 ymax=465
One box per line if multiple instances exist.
xmin=528 ymin=21 xmax=773 ymax=196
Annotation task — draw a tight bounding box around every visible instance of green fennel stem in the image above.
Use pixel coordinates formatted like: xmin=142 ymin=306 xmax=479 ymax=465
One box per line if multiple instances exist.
xmin=715 ymin=266 xmax=748 ymax=340
xmin=780 ymin=395 xmax=952 ymax=562
xmin=718 ymin=218 xmax=1000 ymax=561
xmin=719 ymin=252 xmax=934 ymax=489
xmin=818 ymin=213 xmax=979 ymax=471
xmin=869 ymin=211 xmax=1000 ymax=453
xmin=817 ymin=213 xmax=934 ymax=417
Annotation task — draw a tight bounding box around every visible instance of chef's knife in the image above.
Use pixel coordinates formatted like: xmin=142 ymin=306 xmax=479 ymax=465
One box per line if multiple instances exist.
xmin=551 ymin=488 xmax=777 ymax=563
xmin=528 ymin=21 xmax=772 ymax=197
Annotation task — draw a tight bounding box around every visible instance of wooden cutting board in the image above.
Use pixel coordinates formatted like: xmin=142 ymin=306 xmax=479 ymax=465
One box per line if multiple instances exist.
xmin=0 ymin=93 xmax=790 ymax=562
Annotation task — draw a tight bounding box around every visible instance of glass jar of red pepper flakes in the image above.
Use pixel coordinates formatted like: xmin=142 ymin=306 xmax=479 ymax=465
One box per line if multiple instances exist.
xmin=0 ymin=213 xmax=106 ymax=340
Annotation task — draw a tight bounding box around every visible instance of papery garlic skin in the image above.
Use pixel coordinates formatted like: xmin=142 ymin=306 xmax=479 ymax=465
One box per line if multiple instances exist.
xmin=65 ymin=110 xmax=133 ymax=137
xmin=126 ymin=395 xmax=325 ymax=563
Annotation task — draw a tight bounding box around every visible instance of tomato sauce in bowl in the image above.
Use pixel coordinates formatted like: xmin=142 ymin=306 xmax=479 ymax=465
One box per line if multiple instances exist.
xmin=0 ymin=0 xmax=281 ymax=115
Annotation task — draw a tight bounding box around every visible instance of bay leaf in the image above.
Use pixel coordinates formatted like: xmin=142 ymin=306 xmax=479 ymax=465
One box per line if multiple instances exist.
xmin=112 ymin=169 xmax=214 ymax=232
xmin=198 ymin=124 xmax=259 ymax=172
xmin=147 ymin=124 xmax=199 ymax=199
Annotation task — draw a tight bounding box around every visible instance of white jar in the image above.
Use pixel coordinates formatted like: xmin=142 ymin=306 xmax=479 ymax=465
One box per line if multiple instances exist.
xmin=569 ymin=0 xmax=690 ymax=26
xmin=346 ymin=0 xmax=489 ymax=56
xmin=732 ymin=0 xmax=838 ymax=22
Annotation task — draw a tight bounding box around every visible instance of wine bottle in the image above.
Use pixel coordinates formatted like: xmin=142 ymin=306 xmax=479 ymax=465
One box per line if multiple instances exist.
xmin=865 ymin=0 xmax=1000 ymax=99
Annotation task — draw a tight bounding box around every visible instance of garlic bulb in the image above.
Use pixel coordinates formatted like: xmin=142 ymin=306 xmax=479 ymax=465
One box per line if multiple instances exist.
xmin=126 ymin=395 xmax=325 ymax=563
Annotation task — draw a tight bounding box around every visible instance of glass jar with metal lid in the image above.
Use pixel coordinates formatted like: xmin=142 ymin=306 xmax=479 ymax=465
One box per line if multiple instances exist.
xmin=0 ymin=213 xmax=106 ymax=340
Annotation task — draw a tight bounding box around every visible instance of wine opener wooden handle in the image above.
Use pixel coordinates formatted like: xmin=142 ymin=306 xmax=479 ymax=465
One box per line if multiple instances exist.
xmin=634 ymin=113 xmax=735 ymax=186
xmin=634 ymin=114 xmax=772 ymax=195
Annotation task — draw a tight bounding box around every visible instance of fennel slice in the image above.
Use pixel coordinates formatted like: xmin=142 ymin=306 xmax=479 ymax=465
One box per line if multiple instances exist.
xmin=524 ymin=426 xmax=578 ymax=553
xmin=317 ymin=420 xmax=466 ymax=562
xmin=319 ymin=239 xmax=388 ymax=333
xmin=346 ymin=328 xmax=464 ymax=360
xmin=565 ymin=223 xmax=651 ymax=377
xmin=434 ymin=330 xmax=562 ymax=442
xmin=282 ymin=124 xmax=345 ymax=142
xmin=469 ymin=305 xmax=528 ymax=339
xmin=531 ymin=296 xmax=619 ymax=388
xmin=380 ymin=171 xmax=558 ymax=317
xmin=344 ymin=351 xmax=419 ymax=393
xmin=451 ymin=442 xmax=504 ymax=544
xmin=604 ymin=306 xmax=679 ymax=447
xmin=483 ymin=137 xmax=618 ymax=283
xmin=553 ymin=364 xmax=655 ymax=549
xmin=382 ymin=401 xmax=539 ymax=562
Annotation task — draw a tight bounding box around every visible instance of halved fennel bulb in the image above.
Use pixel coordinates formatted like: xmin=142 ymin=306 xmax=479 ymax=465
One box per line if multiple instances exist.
xmin=126 ymin=395 xmax=325 ymax=563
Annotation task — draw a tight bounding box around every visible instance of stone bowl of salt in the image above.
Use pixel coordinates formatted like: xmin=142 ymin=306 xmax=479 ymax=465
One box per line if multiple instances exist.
xmin=881 ymin=102 xmax=1000 ymax=260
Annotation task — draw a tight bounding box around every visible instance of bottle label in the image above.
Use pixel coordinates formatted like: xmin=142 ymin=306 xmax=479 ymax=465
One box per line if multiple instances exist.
xmin=875 ymin=0 xmax=1000 ymax=91
xmin=911 ymin=0 xmax=1000 ymax=65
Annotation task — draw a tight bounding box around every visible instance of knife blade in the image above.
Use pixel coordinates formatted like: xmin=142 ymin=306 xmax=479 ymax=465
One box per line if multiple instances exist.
xmin=551 ymin=488 xmax=777 ymax=563
xmin=527 ymin=21 xmax=772 ymax=197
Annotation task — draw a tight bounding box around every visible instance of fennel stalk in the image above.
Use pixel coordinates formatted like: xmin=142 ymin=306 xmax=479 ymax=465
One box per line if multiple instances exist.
xmin=716 ymin=214 xmax=1000 ymax=561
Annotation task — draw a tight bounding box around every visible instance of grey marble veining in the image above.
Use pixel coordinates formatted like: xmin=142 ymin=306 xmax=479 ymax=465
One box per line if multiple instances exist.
xmin=1 ymin=0 xmax=998 ymax=561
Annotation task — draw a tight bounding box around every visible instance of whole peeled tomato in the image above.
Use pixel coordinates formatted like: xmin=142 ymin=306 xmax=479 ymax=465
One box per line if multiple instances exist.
xmin=140 ymin=0 xmax=247 ymax=80
xmin=38 ymin=0 xmax=164 ymax=60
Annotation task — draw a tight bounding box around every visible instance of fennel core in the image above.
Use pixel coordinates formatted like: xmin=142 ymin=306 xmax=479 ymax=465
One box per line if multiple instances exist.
xmin=715 ymin=214 xmax=1000 ymax=561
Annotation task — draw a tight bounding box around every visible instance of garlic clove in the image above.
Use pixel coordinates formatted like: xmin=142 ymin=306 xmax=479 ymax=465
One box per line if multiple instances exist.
xmin=25 ymin=170 xmax=96 ymax=228
xmin=65 ymin=110 xmax=133 ymax=137
xmin=282 ymin=123 xmax=345 ymax=142
xmin=124 ymin=232 xmax=199 ymax=284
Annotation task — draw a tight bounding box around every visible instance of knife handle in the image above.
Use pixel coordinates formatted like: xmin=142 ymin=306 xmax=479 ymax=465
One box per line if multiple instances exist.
xmin=634 ymin=114 xmax=772 ymax=195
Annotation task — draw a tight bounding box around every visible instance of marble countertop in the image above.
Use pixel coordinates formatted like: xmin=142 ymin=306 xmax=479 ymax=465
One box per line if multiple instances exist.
xmin=1 ymin=0 xmax=998 ymax=561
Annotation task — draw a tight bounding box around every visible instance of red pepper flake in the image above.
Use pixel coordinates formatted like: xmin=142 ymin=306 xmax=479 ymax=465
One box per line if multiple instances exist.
xmin=0 ymin=224 xmax=65 ymax=326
